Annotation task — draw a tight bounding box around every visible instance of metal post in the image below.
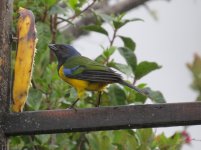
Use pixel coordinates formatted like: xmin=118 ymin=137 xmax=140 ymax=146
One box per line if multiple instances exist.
xmin=0 ymin=0 xmax=12 ymax=149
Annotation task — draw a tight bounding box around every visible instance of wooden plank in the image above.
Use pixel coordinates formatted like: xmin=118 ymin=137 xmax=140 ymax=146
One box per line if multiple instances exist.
xmin=0 ymin=0 xmax=12 ymax=149
xmin=3 ymin=102 xmax=201 ymax=136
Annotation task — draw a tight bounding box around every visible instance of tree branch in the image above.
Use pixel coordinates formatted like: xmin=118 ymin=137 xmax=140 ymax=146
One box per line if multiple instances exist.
xmin=62 ymin=0 xmax=153 ymax=38
xmin=57 ymin=0 xmax=97 ymax=25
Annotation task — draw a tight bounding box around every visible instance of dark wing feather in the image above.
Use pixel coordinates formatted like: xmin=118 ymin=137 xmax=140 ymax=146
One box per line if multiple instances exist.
xmin=71 ymin=70 xmax=122 ymax=83
xmin=62 ymin=55 xmax=122 ymax=83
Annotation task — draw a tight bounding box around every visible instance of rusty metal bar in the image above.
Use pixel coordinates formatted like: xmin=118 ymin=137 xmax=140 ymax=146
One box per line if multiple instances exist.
xmin=0 ymin=0 xmax=13 ymax=149
xmin=3 ymin=102 xmax=201 ymax=136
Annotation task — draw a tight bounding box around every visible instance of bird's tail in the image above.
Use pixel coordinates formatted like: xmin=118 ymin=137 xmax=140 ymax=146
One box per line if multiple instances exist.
xmin=119 ymin=80 xmax=148 ymax=97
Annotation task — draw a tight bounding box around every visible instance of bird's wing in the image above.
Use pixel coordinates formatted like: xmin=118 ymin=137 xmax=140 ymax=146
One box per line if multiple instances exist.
xmin=62 ymin=56 xmax=122 ymax=83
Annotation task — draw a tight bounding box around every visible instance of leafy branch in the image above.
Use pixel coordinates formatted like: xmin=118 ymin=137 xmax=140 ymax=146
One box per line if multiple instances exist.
xmin=57 ymin=0 xmax=97 ymax=25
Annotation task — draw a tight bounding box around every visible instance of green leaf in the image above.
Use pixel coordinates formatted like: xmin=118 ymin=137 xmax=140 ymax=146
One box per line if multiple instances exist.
xmin=9 ymin=136 xmax=25 ymax=149
xmin=155 ymin=132 xmax=183 ymax=150
xmin=127 ymin=18 xmax=144 ymax=22
xmin=35 ymin=22 xmax=51 ymax=73
xmin=113 ymin=18 xmax=143 ymax=29
xmin=103 ymin=46 xmax=116 ymax=58
xmin=69 ymin=0 xmax=78 ymax=9
xmin=118 ymin=47 xmax=137 ymax=74
xmin=122 ymin=18 xmax=144 ymax=28
xmin=82 ymin=25 xmax=108 ymax=35
xmin=136 ymin=128 xmax=154 ymax=148
xmin=100 ymin=135 xmax=111 ymax=150
xmin=44 ymin=0 xmax=57 ymax=7
xmin=109 ymin=85 xmax=127 ymax=105
xmin=108 ymin=62 xmax=133 ymax=77
xmin=49 ymin=5 xmax=66 ymax=15
xmin=127 ymin=134 xmax=138 ymax=150
xmin=113 ymin=130 xmax=138 ymax=150
xmin=112 ymin=14 xmax=125 ymax=29
xmin=87 ymin=133 xmax=99 ymax=149
xmin=119 ymin=36 xmax=136 ymax=51
xmin=134 ymin=91 xmax=147 ymax=104
xmin=135 ymin=61 xmax=161 ymax=80
xmin=123 ymin=83 xmax=147 ymax=104
xmin=93 ymin=11 xmax=113 ymax=23
xmin=187 ymin=54 xmax=201 ymax=101
xmin=27 ymin=88 xmax=43 ymax=110
xmin=35 ymin=135 xmax=51 ymax=145
xmin=95 ymin=54 xmax=107 ymax=64
xmin=144 ymin=87 xmax=166 ymax=103
xmin=113 ymin=21 xmax=124 ymax=30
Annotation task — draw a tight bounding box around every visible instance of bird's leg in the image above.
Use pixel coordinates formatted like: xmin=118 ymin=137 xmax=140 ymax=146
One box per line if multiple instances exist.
xmin=68 ymin=98 xmax=80 ymax=110
xmin=95 ymin=91 xmax=102 ymax=107
xmin=68 ymin=89 xmax=83 ymax=110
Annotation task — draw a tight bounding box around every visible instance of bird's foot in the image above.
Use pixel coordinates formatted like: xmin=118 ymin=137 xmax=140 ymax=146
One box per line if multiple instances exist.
xmin=95 ymin=91 xmax=102 ymax=107
xmin=67 ymin=105 xmax=77 ymax=112
xmin=67 ymin=98 xmax=80 ymax=111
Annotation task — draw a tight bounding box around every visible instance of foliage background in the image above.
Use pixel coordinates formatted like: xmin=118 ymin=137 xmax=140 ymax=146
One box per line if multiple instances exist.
xmin=10 ymin=0 xmax=201 ymax=149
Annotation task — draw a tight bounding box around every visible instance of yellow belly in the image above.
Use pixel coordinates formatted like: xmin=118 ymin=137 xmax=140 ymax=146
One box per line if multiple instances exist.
xmin=59 ymin=66 xmax=107 ymax=98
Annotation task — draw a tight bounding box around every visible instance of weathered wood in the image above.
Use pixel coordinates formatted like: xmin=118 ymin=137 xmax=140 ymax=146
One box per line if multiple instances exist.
xmin=0 ymin=0 xmax=12 ymax=148
xmin=3 ymin=102 xmax=201 ymax=136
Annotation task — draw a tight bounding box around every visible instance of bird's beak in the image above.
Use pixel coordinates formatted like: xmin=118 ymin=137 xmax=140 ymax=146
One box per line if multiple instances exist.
xmin=48 ymin=44 xmax=57 ymax=51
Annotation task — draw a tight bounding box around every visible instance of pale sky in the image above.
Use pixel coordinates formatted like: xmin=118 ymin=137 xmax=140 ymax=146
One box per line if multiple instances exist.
xmin=73 ymin=0 xmax=201 ymax=149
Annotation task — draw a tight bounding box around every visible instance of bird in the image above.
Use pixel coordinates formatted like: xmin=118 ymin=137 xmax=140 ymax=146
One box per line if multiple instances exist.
xmin=49 ymin=43 xmax=148 ymax=108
